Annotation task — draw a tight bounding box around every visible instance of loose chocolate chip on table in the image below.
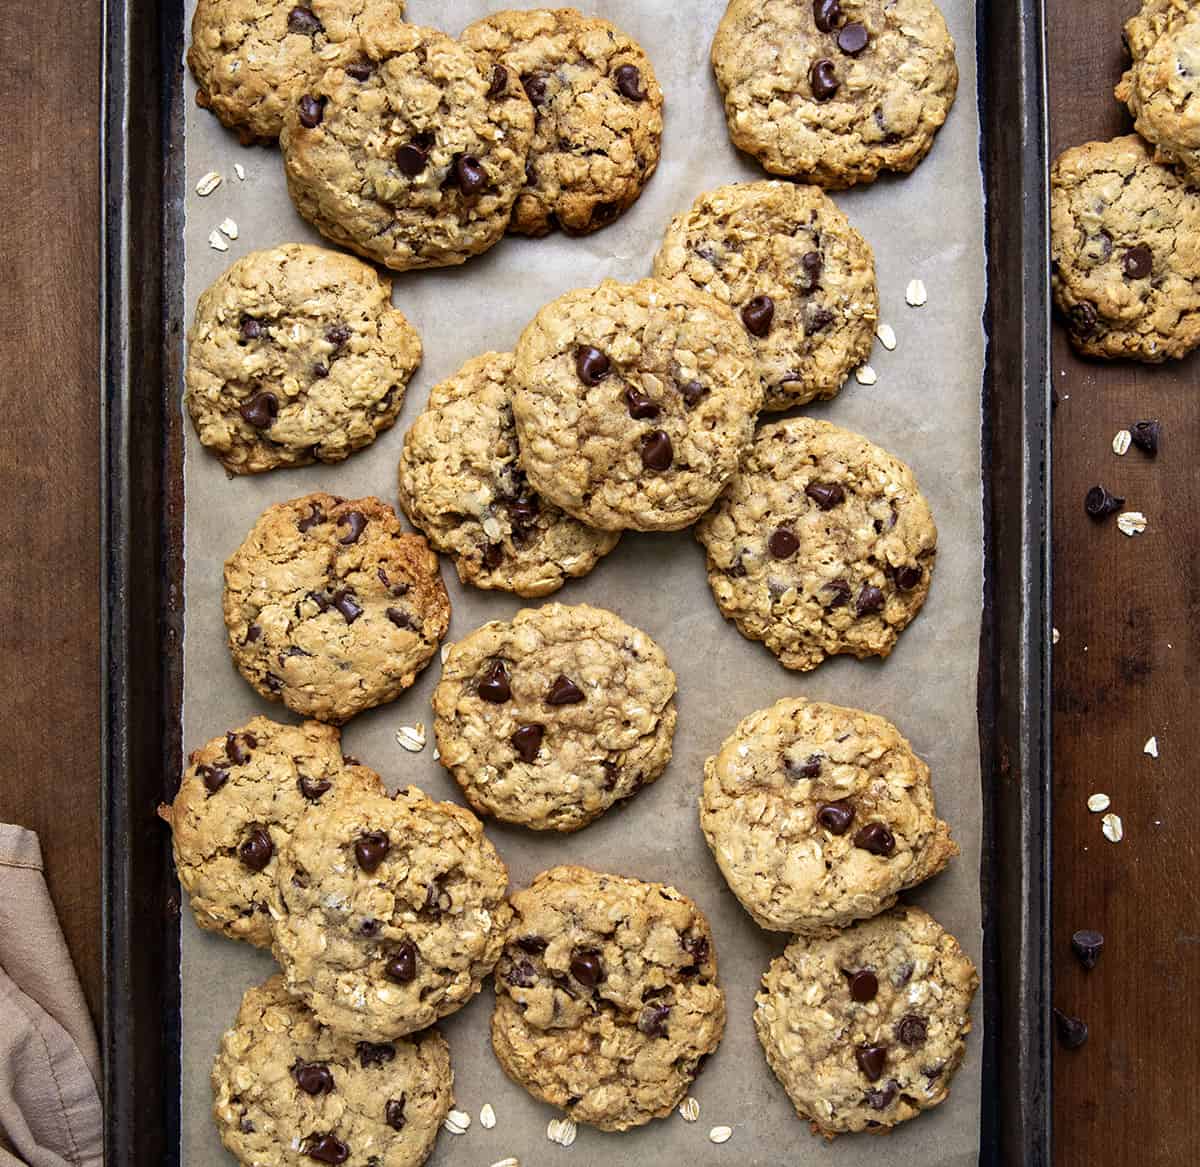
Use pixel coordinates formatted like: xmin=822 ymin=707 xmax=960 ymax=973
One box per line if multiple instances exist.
xmin=838 ymin=21 xmax=869 ymax=54
xmin=482 ymin=543 xmax=504 ymax=570
xmin=332 ymin=589 xmax=363 ymax=624
xmin=896 ymin=1014 xmax=928 ymax=1047
xmin=198 ymin=765 xmax=228 ymax=794
xmin=855 ymin=1044 xmax=888 ymax=1081
xmin=302 ymin=1134 xmax=348 ymax=1164
xmin=355 ymin=831 xmax=391 ymax=873
xmin=1130 ymin=419 xmax=1160 ymax=456
xmin=824 ymin=579 xmax=851 ymax=609
xmin=238 ymin=827 xmax=273 ymax=872
xmin=294 ymin=1062 xmax=334 ymax=1096
xmin=239 ymin=392 xmax=278 ymax=429
xmin=856 ymin=584 xmax=885 ymax=616
xmin=1070 ymin=929 xmax=1104 ymax=971
xmin=847 ymin=969 xmax=879 ymax=1002
xmin=523 ymin=73 xmax=548 ymax=105
xmin=298 ymin=95 xmax=326 ymax=128
xmin=680 ymin=380 xmax=708 ymax=407
xmin=357 ymin=1042 xmax=396 ymax=1068
xmin=575 ymin=345 xmax=610 ymax=385
xmin=810 ymin=59 xmax=840 ymax=100
xmin=298 ymin=775 xmax=331 ymax=801
xmin=1084 ymin=485 xmax=1124 ymax=518
xmin=287 ymin=6 xmax=323 ymax=35
xmin=614 ymin=63 xmax=646 ymax=101
xmin=624 ymin=386 xmax=661 ymax=419
xmin=337 ymin=511 xmax=366 ymax=543
xmin=546 ymin=675 xmax=585 ymax=705
xmin=805 ymin=481 xmax=844 ymax=509
xmin=239 ymin=316 xmax=262 ymax=341
xmin=1053 ymin=1008 xmax=1089 ymax=1049
xmin=741 ymin=294 xmax=775 ymax=336
xmin=786 ymin=753 xmax=823 ymax=779
xmin=854 ymin=821 xmax=895 ymax=856
xmin=385 ymin=940 xmax=418 ymax=983
xmin=1122 ymin=243 xmax=1153 ymax=280
xmin=799 ymin=250 xmax=824 ymax=290
xmin=814 ymin=0 xmax=842 ymax=32
xmin=894 ymin=564 xmax=923 ymax=590
xmin=817 ymin=800 xmax=854 ymax=834
xmin=478 ymin=660 xmax=512 ymax=704
xmin=867 ymin=1081 xmax=898 ymax=1109
xmin=453 ymin=154 xmax=486 ymax=195
xmin=570 ymin=949 xmax=605 ymax=987
xmin=346 ymin=60 xmax=372 ymax=81
xmin=640 ymin=429 xmax=673 ymax=471
xmin=395 ymin=143 xmax=429 ymax=176
xmin=385 ymin=1097 xmax=407 ymax=1132
xmin=638 ymin=1003 xmax=671 ymax=1037
xmin=511 ymin=724 xmax=545 ymax=762
xmin=487 ymin=64 xmax=509 ymax=99
xmin=767 ymin=526 xmax=799 ymax=559
xmin=386 ymin=607 xmax=414 ymax=630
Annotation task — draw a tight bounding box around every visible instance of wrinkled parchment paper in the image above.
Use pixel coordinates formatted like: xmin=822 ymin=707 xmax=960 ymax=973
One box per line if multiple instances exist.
xmin=179 ymin=2 xmax=985 ymax=1162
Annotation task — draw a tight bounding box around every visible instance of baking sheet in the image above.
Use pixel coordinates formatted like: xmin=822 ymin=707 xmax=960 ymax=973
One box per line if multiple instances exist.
xmin=178 ymin=1 xmax=986 ymax=1162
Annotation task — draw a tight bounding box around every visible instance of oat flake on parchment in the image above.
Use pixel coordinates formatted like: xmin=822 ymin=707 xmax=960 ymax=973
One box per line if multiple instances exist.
xmin=479 ymin=1103 xmax=496 ymax=1130
xmin=546 ymin=1116 xmax=577 ymax=1147
xmin=396 ymin=723 xmax=426 ymax=752
xmin=709 ymin=1125 xmax=733 ymax=1144
xmin=875 ymin=322 xmax=897 ymax=350
xmin=490 ymin=1159 xmax=520 ymax=1167
xmin=854 ymin=364 xmax=877 ymax=386
xmin=195 ymin=171 xmax=222 ymax=196
xmin=207 ymin=229 xmax=229 ymax=252
xmin=905 ymin=278 xmax=928 ymax=307
xmin=678 ymin=1097 xmax=700 ymax=1122
xmin=443 ymin=1110 xmax=471 ymax=1135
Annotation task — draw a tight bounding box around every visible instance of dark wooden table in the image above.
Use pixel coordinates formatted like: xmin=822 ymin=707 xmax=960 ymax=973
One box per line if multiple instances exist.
xmin=0 ymin=2 xmax=1195 ymax=1162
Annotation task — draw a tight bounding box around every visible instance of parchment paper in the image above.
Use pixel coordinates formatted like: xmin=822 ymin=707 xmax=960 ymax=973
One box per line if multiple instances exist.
xmin=178 ymin=2 xmax=986 ymax=1162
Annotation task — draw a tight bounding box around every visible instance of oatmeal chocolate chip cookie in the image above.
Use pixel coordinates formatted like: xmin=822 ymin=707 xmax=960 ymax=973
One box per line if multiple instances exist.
xmin=212 ymin=975 xmax=453 ymax=1167
xmin=397 ymin=352 xmax=620 ymax=598
xmin=513 ymin=278 xmax=762 ymax=532
xmin=653 ymin=181 xmax=878 ymax=410
xmin=432 ymin=604 xmax=676 ymax=833
xmin=461 ymin=8 xmax=664 ymax=236
xmin=160 ymin=716 xmax=382 ymax=947
xmin=188 ymin=0 xmax=406 ymax=144
xmin=272 ymin=785 xmax=513 ymax=1042
xmin=1118 ymin=6 xmax=1200 ymax=187
xmin=491 ymin=866 xmax=726 ymax=1131
xmin=279 ymin=22 xmax=535 ymax=270
xmin=186 ymin=244 xmax=422 ymax=475
xmin=1050 ymin=135 xmax=1200 ymax=361
xmin=223 ymin=493 xmax=450 ymax=724
xmin=755 ymin=906 xmax=978 ymax=1138
xmin=711 ymin=0 xmax=959 ymax=188
xmin=701 ymin=698 xmax=956 ymax=933
xmin=696 ymin=417 xmax=935 ymax=672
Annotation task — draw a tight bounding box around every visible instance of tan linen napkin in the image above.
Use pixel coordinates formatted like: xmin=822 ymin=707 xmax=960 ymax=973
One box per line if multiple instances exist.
xmin=0 ymin=825 xmax=102 ymax=1167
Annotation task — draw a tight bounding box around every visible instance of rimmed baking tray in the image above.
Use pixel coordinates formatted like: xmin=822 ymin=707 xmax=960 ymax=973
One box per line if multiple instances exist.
xmin=101 ymin=1 xmax=1052 ymax=1162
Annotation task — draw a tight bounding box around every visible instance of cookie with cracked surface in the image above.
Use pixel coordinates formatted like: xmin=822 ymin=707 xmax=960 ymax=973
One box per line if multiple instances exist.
xmin=279 ymin=22 xmax=535 ymax=270
xmin=701 ymin=698 xmax=956 ymax=933
xmin=461 ymin=7 xmax=663 ymax=235
xmin=654 ymin=181 xmax=878 ymax=410
xmin=491 ymin=866 xmax=726 ymax=1131
xmin=188 ymin=0 xmax=406 ymax=144
xmin=755 ymin=906 xmax=978 ymax=1138
xmin=432 ymin=604 xmax=676 ymax=833
xmin=397 ymin=352 xmax=619 ymax=598
xmin=1117 ymin=5 xmax=1200 ymax=188
xmin=212 ymin=974 xmax=453 ymax=1167
xmin=272 ymin=785 xmax=513 ymax=1042
xmin=223 ymin=493 xmax=450 ymax=724
xmin=512 ymin=278 xmax=762 ymax=532
xmin=160 ymin=716 xmax=382 ymax=947
xmin=711 ymin=0 xmax=958 ymax=188
xmin=1050 ymin=135 xmax=1200 ymax=361
xmin=695 ymin=417 xmax=936 ymax=672
xmin=186 ymin=244 xmax=422 ymax=475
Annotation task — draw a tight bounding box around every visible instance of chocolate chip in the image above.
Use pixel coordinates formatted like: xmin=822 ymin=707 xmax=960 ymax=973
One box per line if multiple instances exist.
xmin=511 ymin=724 xmax=544 ymax=762
xmin=239 ymin=315 xmax=263 ymax=341
xmin=385 ymin=1097 xmax=407 ymax=1132
xmin=817 ymin=800 xmax=854 ymax=834
xmin=786 ymin=753 xmax=823 ymax=779
xmin=866 ymin=1080 xmax=898 ymax=1110
xmin=287 ymin=7 xmax=323 ymax=35
xmin=332 ymin=589 xmax=362 ymax=624
xmin=395 ymin=143 xmax=428 ymax=176
xmin=298 ymin=503 xmax=325 ymax=532
xmin=894 ymin=564 xmax=923 ymax=590
xmin=1130 ymin=419 xmax=1160 ymax=456
xmin=482 ymin=543 xmax=504 ymax=570
xmin=767 ymin=527 xmax=799 ymax=559
xmin=1084 ymin=484 xmax=1124 ymax=518
xmin=517 ymin=935 xmax=548 ymax=954
xmin=302 ymin=1134 xmax=348 ymax=1164
xmin=591 ymin=201 xmax=619 ymax=225
xmin=294 ymin=1062 xmax=334 ymax=1095
xmin=1054 ymin=1008 xmax=1088 ymax=1049
xmin=338 ymin=511 xmax=366 ymax=543
xmin=198 ymin=764 xmax=228 ymax=794
xmin=680 ymin=380 xmax=708 ymax=407
xmin=487 ymin=64 xmax=509 ymax=99
xmin=1069 ymin=301 xmax=1099 ymax=337
xmin=741 ymin=294 xmax=775 ymax=336
xmin=356 ymin=1042 xmax=395 ymax=1068
xmin=354 ymin=831 xmax=390 ymax=873
xmin=575 ymin=345 xmax=610 ymax=385
xmin=385 ymin=940 xmax=418 ymax=983
xmin=225 ymin=732 xmax=251 ymax=766
xmin=298 ymin=95 xmax=326 ymax=128
xmin=637 ymin=1003 xmax=671 ymax=1037
xmin=682 ymin=934 xmax=710 ymax=971
xmin=239 ymin=392 xmax=278 ymax=429
xmin=523 ymin=73 xmax=548 ymax=105
xmin=855 ymin=1044 xmax=887 ymax=1081
xmin=855 ymin=584 xmax=885 ymax=616
xmin=896 ymin=1014 xmax=928 ymax=1047
xmin=570 ymin=949 xmax=605 ymax=987
xmin=892 ymin=961 xmax=914 ymax=987
xmin=359 ymin=917 xmax=380 ymax=937
xmin=238 ymin=827 xmax=273 ymax=872
xmin=478 ymin=660 xmax=512 ymax=704
xmin=640 ymin=430 xmax=673 ymax=471
xmin=326 ymin=324 xmax=351 ymax=350
xmin=806 ymin=304 xmax=835 ymax=333
xmin=854 ymin=822 xmax=895 ymax=855
xmin=800 ymin=250 xmax=824 ymax=290
xmin=624 ymin=386 xmax=661 ymax=419
xmin=837 ymin=21 xmax=869 ymax=54
xmin=805 ymin=481 xmax=844 ymax=509
xmin=304 ymin=590 xmax=331 ymax=614
xmin=614 ymin=63 xmax=646 ymax=101
xmin=824 ymin=579 xmax=851 ymax=609
xmin=244 ymin=624 xmax=262 ymax=644
xmin=346 ymin=60 xmax=372 ymax=81
xmin=546 ymin=675 xmax=584 ymax=705
xmin=505 ymin=958 xmax=537 ymax=988
xmin=386 ymin=607 xmax=414 ymax=630
xmin=311 ymin=362 xmax=329 ymax=380
xmin=1070 ymin=929 xmax=1104 ymax=971
xmin=453 ymin=154 xmax=486 ymax=195
xmin=847 ymin=969 xmax=879 ymax=1002
xmin=1122 ymin=243 xmax=1153 ymax=280
xmin=810 ymin=59 xmax=839 ymax=100
xmin=814 ymin=0 xmax=842 ymax=32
